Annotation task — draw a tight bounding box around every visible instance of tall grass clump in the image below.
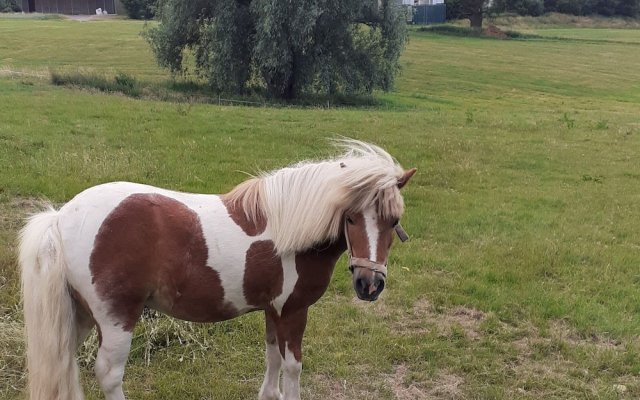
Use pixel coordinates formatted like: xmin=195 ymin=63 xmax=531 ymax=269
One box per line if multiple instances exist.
xmin=51 ymin=71 xmax=141 ymax=97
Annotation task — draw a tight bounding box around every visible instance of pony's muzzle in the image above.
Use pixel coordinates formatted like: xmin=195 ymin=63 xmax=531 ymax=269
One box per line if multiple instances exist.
xmin=352 ymin=269 xmax=385 ymax=301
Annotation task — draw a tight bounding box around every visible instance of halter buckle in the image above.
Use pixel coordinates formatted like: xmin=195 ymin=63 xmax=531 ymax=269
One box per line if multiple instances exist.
xmin=395 ymin=223 xmax=409 ymax=242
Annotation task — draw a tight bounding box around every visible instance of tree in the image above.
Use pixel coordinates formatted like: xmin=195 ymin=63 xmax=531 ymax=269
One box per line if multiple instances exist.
xmin=445 ymin=0 xmax=489 ymax=31
xmin=145 ymin=0 xmax=406 ymax=100
xmin=616 ymin=0 xmax=640 ymax=17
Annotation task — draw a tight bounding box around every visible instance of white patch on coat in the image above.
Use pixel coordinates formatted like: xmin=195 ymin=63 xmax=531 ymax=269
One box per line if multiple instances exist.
xmin=363 ymin=206 xmax=380 ymax=262
xmin=270 ymin=255 xmax=298 ymax=315
xmin=281 ymin=343 xmax=302 ymax=400
xmin=259 ymin=342 xmax=282 ymax=400
xmin=195 ymin=195 xmax=269 ymax=313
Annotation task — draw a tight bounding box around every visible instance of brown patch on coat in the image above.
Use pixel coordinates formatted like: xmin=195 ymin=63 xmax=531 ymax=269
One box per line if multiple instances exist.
xmin=287 ymin=239 xmax=346 ymax=314
xmin=221 ymin=190 xmax=266 ymax=236
xmin=345 ymin=212 xmax=369 ymax=261
xmin=90 ymin=193 xmax=237 ymax=331
xmin=375 ymin=217 xmax=396 ymax=265
xmin=271 ymin=238 xmax=347 ymax=361
xmin=264 ymin=310 xmax=278 ymax=345
xmin=277 ymin=308 xmax=309 ymax=362
xmin=243 ymin=240 xmax=283 ymax=307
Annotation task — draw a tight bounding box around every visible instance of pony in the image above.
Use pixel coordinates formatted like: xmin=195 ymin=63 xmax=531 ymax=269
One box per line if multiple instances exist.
xmin=19 ymin=140 xmax=416 ymax=400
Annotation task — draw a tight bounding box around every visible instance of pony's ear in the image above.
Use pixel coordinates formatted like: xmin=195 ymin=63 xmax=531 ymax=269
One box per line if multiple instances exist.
xmin=398 ymin=168 xmax=417 ymax=189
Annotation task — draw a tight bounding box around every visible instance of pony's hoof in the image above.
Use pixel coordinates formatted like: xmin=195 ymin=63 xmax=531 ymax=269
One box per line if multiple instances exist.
xmin=259 ymin=389 xmax=282 ymax=400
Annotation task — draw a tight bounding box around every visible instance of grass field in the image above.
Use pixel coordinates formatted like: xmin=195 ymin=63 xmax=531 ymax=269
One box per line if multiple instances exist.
xmin=2 ymin=14 xmax=640 ymax=399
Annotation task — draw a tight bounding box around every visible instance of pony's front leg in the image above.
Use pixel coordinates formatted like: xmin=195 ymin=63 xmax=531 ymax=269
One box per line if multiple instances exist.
xmin=276 ymin=308 xmax=308 ymax=400
xmin=260 ymin=311 xmax=282 ymax=400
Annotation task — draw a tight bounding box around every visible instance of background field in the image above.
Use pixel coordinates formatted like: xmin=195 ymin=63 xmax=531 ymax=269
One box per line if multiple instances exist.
xmin=1 ymin=15 xmax=640 ymax=399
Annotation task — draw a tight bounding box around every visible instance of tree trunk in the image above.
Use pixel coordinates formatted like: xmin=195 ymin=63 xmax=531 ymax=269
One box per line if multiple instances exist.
xmin=284 ymin=77 xmax=295 ymax=100
xmin=283 ymin=48 xmax=297 ymax=100
xmin=469 ymin=12 xmax=483 ymax=32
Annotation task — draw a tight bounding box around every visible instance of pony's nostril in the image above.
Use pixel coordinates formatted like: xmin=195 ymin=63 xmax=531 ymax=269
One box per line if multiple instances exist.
xmin=355 ymin=278 xmax=367 ymax=294
xmin=376 ymin=279 xmax=385 ymax=294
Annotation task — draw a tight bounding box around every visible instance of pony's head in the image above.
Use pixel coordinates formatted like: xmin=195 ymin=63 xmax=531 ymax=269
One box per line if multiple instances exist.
xmin=344 ymin=167 xmax=416 ymax=301
xmin=226 ymin=139 xmax=416 ymax=301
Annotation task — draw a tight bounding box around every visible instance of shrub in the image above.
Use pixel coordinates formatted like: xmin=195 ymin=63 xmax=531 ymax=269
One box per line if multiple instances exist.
xmin=0 ymin=0 xmax=21 ymax=12
xmin=491 ymin=0 xmax=544 ymax=15
xmin=512 ymin=0 xmax=544 ymax=15
xmin=51 ymin=71 xmax=141 ymax=97
xmin=554 ymin=0 xmax=584 ymax=14
xmin=545 ymin=0 xmax=639 ymax=17
xmin=120 ymin=0 xmax=157 ymax=20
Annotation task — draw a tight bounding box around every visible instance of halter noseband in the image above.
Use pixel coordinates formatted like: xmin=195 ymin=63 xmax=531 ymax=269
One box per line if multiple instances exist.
xmin=345 ymin=221 xmax=409 ymax=278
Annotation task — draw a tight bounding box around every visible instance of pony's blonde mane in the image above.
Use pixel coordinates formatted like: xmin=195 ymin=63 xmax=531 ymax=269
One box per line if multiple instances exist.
xmin=226 ymin=140 xmax=406 ymax=255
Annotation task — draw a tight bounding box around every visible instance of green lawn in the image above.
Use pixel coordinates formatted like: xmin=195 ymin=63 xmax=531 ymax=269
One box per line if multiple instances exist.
xmin=2 ymin=15 xmax=640 ymax=399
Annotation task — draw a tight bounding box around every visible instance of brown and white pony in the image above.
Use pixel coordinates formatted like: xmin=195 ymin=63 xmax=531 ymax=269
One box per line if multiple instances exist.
xmin=19 ymin=140 xmax=416 ymax=400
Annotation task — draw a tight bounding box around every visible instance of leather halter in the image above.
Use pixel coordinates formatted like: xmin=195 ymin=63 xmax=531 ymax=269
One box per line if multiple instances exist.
xmin=345 ymin=220 xmax=409 ymax=278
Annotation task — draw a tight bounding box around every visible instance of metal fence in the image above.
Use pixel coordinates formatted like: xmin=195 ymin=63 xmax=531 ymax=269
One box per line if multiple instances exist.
xmin=412 ymin=4 xmax=446 ymax=25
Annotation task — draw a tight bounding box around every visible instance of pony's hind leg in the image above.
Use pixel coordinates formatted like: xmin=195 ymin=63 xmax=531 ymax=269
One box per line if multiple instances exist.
xmin=94 ymin=325 xmax=134 ymax=400
xmin=70 ymin=288 xmax=98 ymax=346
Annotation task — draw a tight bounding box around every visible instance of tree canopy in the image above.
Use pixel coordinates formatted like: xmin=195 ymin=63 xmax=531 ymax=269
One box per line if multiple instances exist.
xmin=145 ymin=0 xmax=407 ymax=100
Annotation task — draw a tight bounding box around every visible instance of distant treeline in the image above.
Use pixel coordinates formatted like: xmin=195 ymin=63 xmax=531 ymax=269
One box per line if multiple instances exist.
xmin=446 ymin=0 xmax=639 ymax=18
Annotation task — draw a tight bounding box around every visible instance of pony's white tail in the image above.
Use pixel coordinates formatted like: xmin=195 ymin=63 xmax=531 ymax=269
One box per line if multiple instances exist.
xmin=19 ymin=208 xmax=84 ymax=400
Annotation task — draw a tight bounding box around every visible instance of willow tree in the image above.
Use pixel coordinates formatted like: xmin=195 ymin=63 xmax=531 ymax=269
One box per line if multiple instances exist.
xmin=145 ymin=0 xmax=406 ymax=99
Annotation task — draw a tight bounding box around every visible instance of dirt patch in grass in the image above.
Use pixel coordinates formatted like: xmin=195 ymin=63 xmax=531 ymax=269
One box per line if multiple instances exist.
xmin=444 ymin=306 xmax=486 ymax=340
xmin=351 ymin=297 xmax=487 ymax=340
xmin=0 ymin=197 xmax=54 ymax=237
xmin=387 ymin=364 xmax=428 ymax=399
xmin=507 ymin=319 xmax=637 ymax=398
xmin=484 ymin=25 xmax=508 ymax=39
xmin=309 ymin=369 xmax=386 ymax=400
xmin=395 ymin=299 xmax=486 ymax=341
xmin=426 ymin=371 xmax=464 ymax=399
xmin=549 ymin=320 xmax=622 ymax=350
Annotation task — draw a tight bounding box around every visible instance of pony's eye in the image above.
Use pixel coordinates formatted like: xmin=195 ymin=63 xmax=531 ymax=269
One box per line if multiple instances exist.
xmin=346 ymin=216 xmax=354 ymax=225
xmin=392 ymin=219 xmax=399 ymax=227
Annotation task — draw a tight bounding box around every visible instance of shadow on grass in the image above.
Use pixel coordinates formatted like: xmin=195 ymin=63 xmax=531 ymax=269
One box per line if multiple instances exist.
xmin=50 ymin=70 xmax=401 ymax=110
xmin=417 ymin=25 xmax=545 ymax=40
